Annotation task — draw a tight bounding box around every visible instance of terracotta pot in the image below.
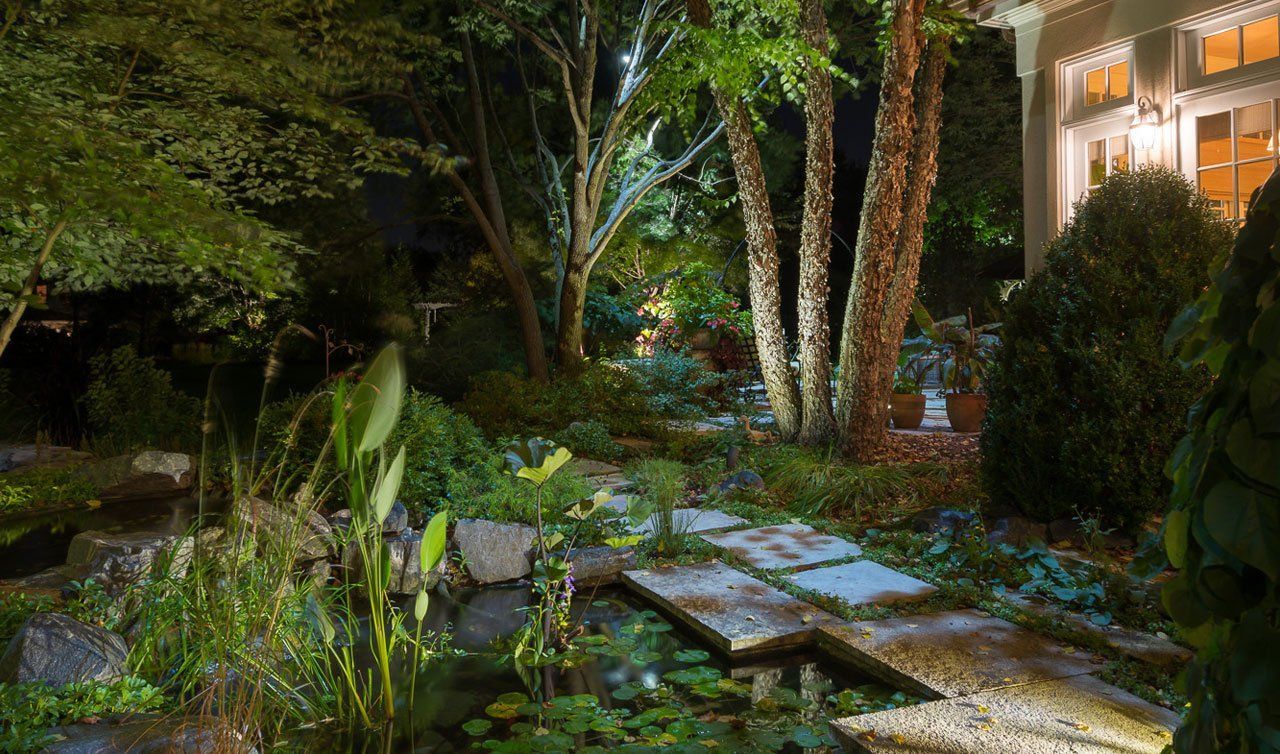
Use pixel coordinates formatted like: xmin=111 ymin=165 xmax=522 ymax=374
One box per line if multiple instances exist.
xmin=890 ymin=393 xmax=926 ymax=429
xmin=946 ymin=393 xmax=988 ymax=433
xmin=688 ymin=328 xmax=715 ymax=350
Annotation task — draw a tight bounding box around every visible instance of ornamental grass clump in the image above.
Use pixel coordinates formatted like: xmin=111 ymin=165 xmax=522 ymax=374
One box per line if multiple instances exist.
xmin=981 ymin=166 xmax=1232 ymax=533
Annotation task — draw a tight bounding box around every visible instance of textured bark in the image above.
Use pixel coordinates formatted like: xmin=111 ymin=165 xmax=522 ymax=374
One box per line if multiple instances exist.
xmin=795 ymin=0 xmax=836 ymax=445
xmin=0 ymin=218 xmax=67 ymax=362
xmin=835 ymin=0 xmax=928 ymax=459
xmin=882 ymin=38 xmax=950 ymax=366
xmin=688 ymin=0 xmax=800 ymax=438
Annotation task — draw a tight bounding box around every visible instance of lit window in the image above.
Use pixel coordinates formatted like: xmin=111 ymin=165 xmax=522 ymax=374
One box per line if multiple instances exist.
xmin=1244 ymin=16 xmax=1280 ymax=65
xmin=1202 ymin=16 xmax=1280 ymax=75
xmin=1196 ymin=100 xmax=1279 ymax=221
xmin=1086 ymin=135 xmax=1129 ymax=190
xmin=1084 ymin=61 xmax=1129 ymax=106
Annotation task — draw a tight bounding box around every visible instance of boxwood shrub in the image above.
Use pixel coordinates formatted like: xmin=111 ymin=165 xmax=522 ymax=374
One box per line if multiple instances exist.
xmin=980 ymin=167 xmax=1232 ymax=533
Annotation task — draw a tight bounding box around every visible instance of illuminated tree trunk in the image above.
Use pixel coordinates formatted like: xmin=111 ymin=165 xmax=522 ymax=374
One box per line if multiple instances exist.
xmin=835 ymin=0 xmax=928 ymax=460
xmin=796 ymin=0 xmax=837 ymax=445
xmin=882 ymin=38 xmax=951 ymax=378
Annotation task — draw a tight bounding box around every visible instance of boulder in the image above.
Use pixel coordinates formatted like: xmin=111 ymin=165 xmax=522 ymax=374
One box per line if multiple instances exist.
xmin=453 ymin=519 xmax=535 ymax=584
xmin=716 ymin=469 xmax=765 ymax=493
xmin=87 ymin=452 xmax=195 ymax=500
xmin=0 ymin=564 xmax=87 ymax=596
xmin=329 ymin=500 xmax=407 ymax=535
xmin=66 ymin=531 xmax=192 ymax=592
xmin=911 ymin=507 xmax=978 ymax=534
xmin=985 ymin=516 xmax=1048 ymax=547
xmin=554 ymin=545 xmax=636 ymax=587
xmin=0 ymin=444 xmax=93 ymax=474
xmin=345 ymin=529 xmax=445 ymax=595
xmin=1048 ymin=517 xmax=1083 ymax=546
xmin=230 ymin=496 xmax=332 ymax=562
xmin=40 ymin=715 xmax=255 ymax=753
xmin=0 ymin=613 xmax=127 ymax=684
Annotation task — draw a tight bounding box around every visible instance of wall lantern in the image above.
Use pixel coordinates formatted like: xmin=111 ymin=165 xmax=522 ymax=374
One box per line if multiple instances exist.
xmin=1130 ymin=96 xmax=1161 ymax=151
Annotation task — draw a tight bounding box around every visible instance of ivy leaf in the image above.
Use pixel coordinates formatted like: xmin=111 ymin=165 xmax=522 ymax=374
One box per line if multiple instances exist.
xmin=1202 ymin=480 xmax=1280 ymax=581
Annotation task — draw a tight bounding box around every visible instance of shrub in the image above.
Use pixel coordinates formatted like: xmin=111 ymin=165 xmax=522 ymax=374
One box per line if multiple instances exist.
xmin=981 ymin=167 xmax=1230 ymax=533
xmin=389 ymin=389 xmax=496 ymax=510
xmin=83 ymin=346 xmax=201 ymax=454
xmin=0 ymin=466 xmax=99 ymax=513
xmin=0 ymin=677 xmax=164 ymax=752
xmin=553 ymin=420 xmax=625 ymax=463
xmin=461 ymin=362 xmax=658 ymax=439
xmin=622 ymin=349 xmax=726 ymax=419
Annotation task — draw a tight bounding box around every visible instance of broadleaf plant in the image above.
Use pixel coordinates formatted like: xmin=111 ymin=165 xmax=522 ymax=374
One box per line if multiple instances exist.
xmin=1163 ymin=168 xmax=1280 ymax=752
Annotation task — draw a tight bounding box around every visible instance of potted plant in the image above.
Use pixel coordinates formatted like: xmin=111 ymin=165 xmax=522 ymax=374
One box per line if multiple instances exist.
xmin=913 ymin=301 xmax=1001 ymax=433
xmin=636 ymin=264 xmax=752 ymax=370
xmin=889 ymin=347 xmax=929 ymax=429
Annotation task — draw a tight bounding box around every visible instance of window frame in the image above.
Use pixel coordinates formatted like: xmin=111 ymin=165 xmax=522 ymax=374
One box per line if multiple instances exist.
xmin=1176 ymin=79 xmax=1280 ymax=222
xmin=1181 ymin=1 xmax=1280 ymax=92
xmin=1061 ymin=44 xmax=1135 ymax=125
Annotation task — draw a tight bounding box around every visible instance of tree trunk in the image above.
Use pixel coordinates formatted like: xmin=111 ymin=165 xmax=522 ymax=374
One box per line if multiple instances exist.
xmin=881 ymin=38 xmax=950 ymax=379
xmin=0 ymin=218 xmax=68 ymax=362
xmin=796 ymin=0 xmax=836 ymax=445
xmin=835 ymin=0 xmax=927 ymax=460
xmin=555 ymin=260 xmax=590 ymax=370
xmin=686 ymin=0 xmax=801 ymax=440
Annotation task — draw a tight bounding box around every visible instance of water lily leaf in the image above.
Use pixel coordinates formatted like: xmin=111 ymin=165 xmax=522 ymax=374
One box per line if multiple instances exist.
xmin=462 ymin=719 xmax=492 ymax=735
xmin=673 ymin=648 xmax=710 ymax=663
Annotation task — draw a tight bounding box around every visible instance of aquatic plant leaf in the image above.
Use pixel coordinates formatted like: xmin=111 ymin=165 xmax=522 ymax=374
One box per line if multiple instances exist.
xmin=673 ymin=648 xmax=710 ymax=663
xmin=349 ymin=345 xmax=405 ymax=453
xmin=504 ymin=438 xmax=572 ymax=487
xmin=421 ymin=510 xmax=447 ymax=573
xmin=371 ymin=446 xmax=405 ymax=525
xmin=414 ymin=589 xmax=429 ymax=622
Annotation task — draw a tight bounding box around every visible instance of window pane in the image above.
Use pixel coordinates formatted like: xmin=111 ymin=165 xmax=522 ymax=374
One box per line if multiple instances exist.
xmin=1107 ymin=61 xmax=1129 ymax=99
xmin=1199 ymin=166 xmax=1236 ymax=219
xmin=1108 ymin=135 xmax=1130 ymax=174
xmin=1087 ymin=139 xmax=1107 ymax=187
xmin=1238 ymin=160 xmax=1274 ymax=216
xmin=1235 ymin=102 xmax=1274 ymax=161
xmin=1243 ymin=16 xmax=1280 ymax=65
xmin=1086 ymin=68 xmax=1107 ymax=105
xmin=1204 ymin=28 xmax=1240 ymax=74
xmin=1198 ymin=111 xmax=1233 ymax=165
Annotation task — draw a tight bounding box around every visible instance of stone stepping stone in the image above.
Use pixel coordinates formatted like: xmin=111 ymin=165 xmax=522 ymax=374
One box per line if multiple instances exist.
xmin=831 ymin=673 xmax=1178 ymax=754
xmin=785 ymin=561 xmax=936 ymax=606
xmin=701 ymin=523 xmax=861 ymax=571
xmin=622 ymin=561 xmax=839 ymax=653
xmin=590 ymin=474 xmax=634 ymax=492
xmin=818 ymin=609 xmax=1095 ymax=699
xmin=631 ymin=507 xmax=746 ymax=535
xmin=999 ymin=591 xmax=1192 ymax=667
xmin=571 ymin=458 xmax=623 ymax=477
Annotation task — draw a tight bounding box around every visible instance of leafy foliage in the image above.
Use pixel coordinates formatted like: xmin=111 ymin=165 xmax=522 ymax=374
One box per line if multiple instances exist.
xmin=388 ymin=390 xmax=495 ymax=511
xmin=83 ymin=346 xmax=201 ymax=453
xmin=1162 ymin=169 xmax=1280 ymax=753
xmin=759 ymin=445 xmax=948 ymax=519
xmin=0 ymin=465 xmax=98 ymax=513
xmin=553 ymin=420 xmax=625 ymax=464
xmin=982 ymin=167 xmax=1231 ymax=532
xmin=910 ymin=301 xmax=1000 ymax=394
xmin=0 ymin=677 xmax=165 ymax=752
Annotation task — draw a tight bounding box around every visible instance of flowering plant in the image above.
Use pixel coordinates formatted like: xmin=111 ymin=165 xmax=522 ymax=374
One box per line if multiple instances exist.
xmin=635 ymin=264 xmax=751 ymax=353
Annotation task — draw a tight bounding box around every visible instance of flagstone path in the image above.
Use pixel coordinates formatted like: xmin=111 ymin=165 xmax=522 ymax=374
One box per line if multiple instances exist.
xmin=582 ymin=457 xmax=1179 ymax=753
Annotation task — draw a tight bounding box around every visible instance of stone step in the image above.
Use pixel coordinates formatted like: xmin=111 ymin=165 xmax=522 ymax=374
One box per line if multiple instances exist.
xmin=630 ymin=507 xmax=747 ymax=536
xmin=785 ymin=561 xmax=937 ymax=607
xmin=831 ymin=674 xmax=1178 ymax=754
xmin=622 ymin=561 xmax=839 ymax=654
xmin=591 ymin=475 xmax=634 ymax=492
xmin=571 ymin=458 xmax=623 ymax=477
xmin=818 ymin=609 xmax=1096 ymax=700
xmin=701 ymin=523 xmax=862 ymax=571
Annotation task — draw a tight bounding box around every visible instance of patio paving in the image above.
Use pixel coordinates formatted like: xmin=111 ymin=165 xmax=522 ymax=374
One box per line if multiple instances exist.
xmin=630 ymin=507 xmax=746 ymax=536
xmin=701 ymin=523 xmax=862 ymax=571
xmin=831 ymin=673 xmax=1178 ymax=754
xmin=622 ymin=561 xmax=839 ymax=653
xmin=817 ymin=609 xmax=1095 ymax=699
xmin=785 ymin=560 xmax=937 ymax=607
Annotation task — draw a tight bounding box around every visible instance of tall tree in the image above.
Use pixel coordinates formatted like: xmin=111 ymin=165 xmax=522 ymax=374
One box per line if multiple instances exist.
xmin=835 ymin=0 xmax=952 ymax=460
xmin=470 ymin=0 xmax=725 ymax=373
xmin=0 ymin=0 xmax=389 ymax=362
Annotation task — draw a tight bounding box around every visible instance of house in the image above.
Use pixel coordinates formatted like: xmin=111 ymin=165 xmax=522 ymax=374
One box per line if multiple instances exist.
xmin=956 ymin=0 xmax=1280 ymax=272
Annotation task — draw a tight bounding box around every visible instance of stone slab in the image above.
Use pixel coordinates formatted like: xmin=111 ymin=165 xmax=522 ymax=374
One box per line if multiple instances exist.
xmin=631 ymin=507 xmax=746 ymax=536
xmin=785 ymin=560 xmax=936 ymax=606
xmin=832 ymin=674 xmax=1178 ymax=754
xmin=622 ymin=561 xmax=839 ymax=654
xmin=571 ymin=458 xmax=623 ymax=477
xmin=818 ymin=609 xmax=1095 ymax=699
xmin=1000 ymin=591 xmax=1192 ymax=667
xmin=701 ymin=523 xmax=861 ymax=571
xmin=591 ymin=475 xmax=634 ymax=492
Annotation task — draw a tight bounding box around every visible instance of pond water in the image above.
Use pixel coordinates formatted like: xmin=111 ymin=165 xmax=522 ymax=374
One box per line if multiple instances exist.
xmin=0 ymin=496 xmax=215 ymax=577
